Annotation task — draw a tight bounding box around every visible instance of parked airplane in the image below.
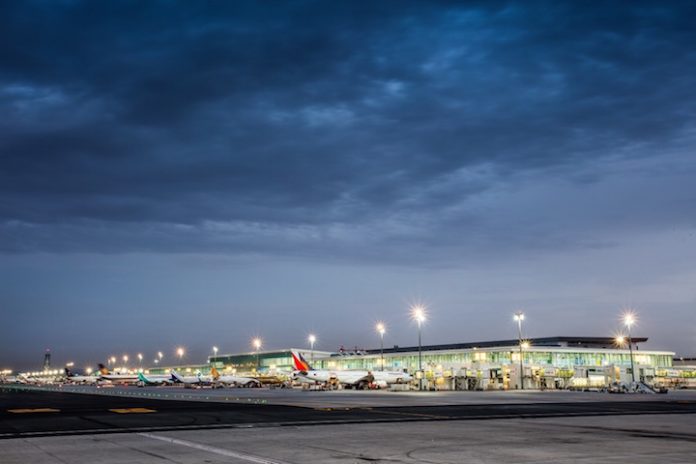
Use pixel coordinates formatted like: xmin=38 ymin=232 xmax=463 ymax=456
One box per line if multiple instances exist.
xmin=136 ymin=371 xmax=173 ymax=387
xmin=97 ymin=364 xmax=139 ymax=384
xmin=170 ymin=370 xmax=215 ymax=387
xmin=372 ymin=369 xmax=413 ymax=388
xmin=291 ymin=351 xmax=412 ymax=389
xmin=63 ymin=368 xmax=99 ymax=384
xmin=210 ymin=367 xmax=261 ymax=388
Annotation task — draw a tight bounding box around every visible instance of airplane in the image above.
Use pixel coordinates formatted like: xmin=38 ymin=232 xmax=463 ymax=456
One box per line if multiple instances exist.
xmin=63 ymin=367 xmax=99 ymax=385
xmin=97 ymin=364 xmax=140 ymax=384
xmin=210 ymin=367 xmax=262 ymax=388
xmin=372 ymin=369 xmax=413 ymax=388
xmin=291 ymin=351 xmax=412 ymax=389
xmin=170 ymin=370 xmax=215 ymax=387
xmin=290 ymin=351 xmax=370 ymax=389
xmin=136 ymin=371 xmax=174 ymax=387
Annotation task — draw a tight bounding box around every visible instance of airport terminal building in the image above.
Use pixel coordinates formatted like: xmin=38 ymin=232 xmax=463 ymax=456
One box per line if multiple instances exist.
xmin=150 ymin=349 xmax=333 ymax=377
xmin=307 ymin=336 xmax=678 ymax=390
xmin=148 ymin=336 xmax=690 ymax=390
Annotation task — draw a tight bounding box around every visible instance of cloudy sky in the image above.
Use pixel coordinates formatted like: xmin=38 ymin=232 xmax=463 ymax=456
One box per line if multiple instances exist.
xmin=2 ymin=1 xmax=695 ymax=370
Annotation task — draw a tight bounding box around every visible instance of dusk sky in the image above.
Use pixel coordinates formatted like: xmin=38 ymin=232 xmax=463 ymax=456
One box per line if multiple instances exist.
xmin=2 ymin=1 xmax=695 ymax=370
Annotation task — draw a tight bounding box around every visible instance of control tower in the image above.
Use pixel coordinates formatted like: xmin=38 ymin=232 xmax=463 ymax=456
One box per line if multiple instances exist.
xmin=43 ymin=349 xmax=51 ymax=370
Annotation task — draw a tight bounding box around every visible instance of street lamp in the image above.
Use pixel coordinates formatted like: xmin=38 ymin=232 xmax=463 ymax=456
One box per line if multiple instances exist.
xmin=176 ymin=347 xmax=185 ymax=363
xmin=376 ymin=322 xmax=386 ymax=371
xmin=623 ymin=311 xmax=637 ymax=384
xmin=213 ymin=346 xmax=218 ymax=357
xmin=123 ymin=354 xmax=129 ymax=367
xmin=137 ymin=353 xmax=143 ymax=366
xmin=514 ymin=311 xmax=525 ymax=389
xmin=411 ymin=305 xmax=427 ymax=391
xmin=157 ymin=351 xmax=163 ymax=361
xmin=253 ymin=338 xmax=262 ymax=371
xmin=308 ymin=334 xmax=316 ymax=366
xmin=110 ymin=356 xmax=116 ymax=366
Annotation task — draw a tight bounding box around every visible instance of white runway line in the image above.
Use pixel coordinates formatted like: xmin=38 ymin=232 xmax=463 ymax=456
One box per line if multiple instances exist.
xmin=139 ymin=432 xmax=292 ymax=464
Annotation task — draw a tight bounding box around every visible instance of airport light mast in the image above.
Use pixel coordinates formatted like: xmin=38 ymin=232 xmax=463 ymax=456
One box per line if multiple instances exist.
xmin=624 ymin=312 xmax=637 ymax=384
xmin=176 ymin=347 xmax=184 ymax=364
xmin=376 ymin=322 xmax=386 ymax=371
xmin=253 ymin=338 xmax=262 ymax=371
xmin=308 ymin=334 xmax=316 ymax=366
xmin=514 ymin=311 xmax=525 ymax=389
xmin=411 ymin=306 xmax=426 ymax=391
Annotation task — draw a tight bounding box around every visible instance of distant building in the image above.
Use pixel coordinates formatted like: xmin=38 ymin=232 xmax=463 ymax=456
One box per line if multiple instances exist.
xmin=149 ymin=348 xmax=332 ymax=376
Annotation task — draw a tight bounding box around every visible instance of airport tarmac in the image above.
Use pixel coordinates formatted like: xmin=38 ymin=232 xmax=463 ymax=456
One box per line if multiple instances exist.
xmin=1 ymin=413 xmax=695 ymax=463
xmin=1 ymin=386 xmax=695 ymax=462
xmin=9 ymin=383 xmax=696 ymax=408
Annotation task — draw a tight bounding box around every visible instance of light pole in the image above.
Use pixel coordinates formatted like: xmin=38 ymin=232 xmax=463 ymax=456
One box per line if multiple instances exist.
xmin=123 ymin=354 xmax=129 ymax=371
xmin=411 ymin=306 xmax=426 ymax=391
xmin=624 ymin=312 xmax=636 ymax=384
xmin=308 ymin=334 xmax=316 ymax=366
xmin=137 ymin=353 xmax=143 ymax=367
xmin=514 ymin=311 xmax=525 ymax=389
xmin=376 ymin=323 xmax=386 ymax=371
xmin=253 ymin=338 xmax=262 ymax=371
xmin=176 ymin=347 xmax=184 ymax=364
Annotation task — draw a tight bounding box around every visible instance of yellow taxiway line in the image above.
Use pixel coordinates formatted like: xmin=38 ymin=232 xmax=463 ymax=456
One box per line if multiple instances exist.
xmin=7 ymin=408 xmax=60 ymax=413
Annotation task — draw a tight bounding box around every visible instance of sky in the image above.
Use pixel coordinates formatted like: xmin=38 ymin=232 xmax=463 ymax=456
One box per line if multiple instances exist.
xmin=1 ymin=1 xmax=695 ymax=371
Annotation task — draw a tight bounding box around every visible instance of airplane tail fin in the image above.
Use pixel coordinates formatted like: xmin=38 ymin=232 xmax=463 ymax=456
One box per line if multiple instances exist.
xmin=98 ymin=363 xmax=110 ymax=375
xmin=137 ymin=372 xmax=147 ymax=382
xmin=291 ymin=350 xmax=312 ymax=371
xmin=210 ymin=366 xmax=220 ymax=380
xmin=64 ymin=367 xmax=72 ymax=377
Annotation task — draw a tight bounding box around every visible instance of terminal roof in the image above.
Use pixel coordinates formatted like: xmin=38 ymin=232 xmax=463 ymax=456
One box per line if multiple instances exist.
xmin=343 ymin=336 xmax=649 ymax=356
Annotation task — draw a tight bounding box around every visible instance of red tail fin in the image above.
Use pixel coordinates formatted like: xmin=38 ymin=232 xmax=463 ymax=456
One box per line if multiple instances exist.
xmin=291 ymin=351 xmax=311 ymax=371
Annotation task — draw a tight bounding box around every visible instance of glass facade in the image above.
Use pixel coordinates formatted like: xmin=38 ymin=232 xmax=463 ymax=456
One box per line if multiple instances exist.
xmin=149 ymin=349 xmax=332 ymax=375
xmin=313 ymin=347 xmax=673 ymax=372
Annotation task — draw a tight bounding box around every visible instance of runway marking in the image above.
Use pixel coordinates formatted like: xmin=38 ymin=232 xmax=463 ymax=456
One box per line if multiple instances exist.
xmin=109 ymin=408 xmax=157 ymax=414
xmin=7 ymin=408 xmax=60 ymax=414
xmin=139 ymin=433 xmax=292 ymax=464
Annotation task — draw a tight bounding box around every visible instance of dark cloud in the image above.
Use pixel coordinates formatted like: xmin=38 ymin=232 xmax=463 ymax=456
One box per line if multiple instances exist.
xmin=1 ymin=0 xmax=695 ymax=261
